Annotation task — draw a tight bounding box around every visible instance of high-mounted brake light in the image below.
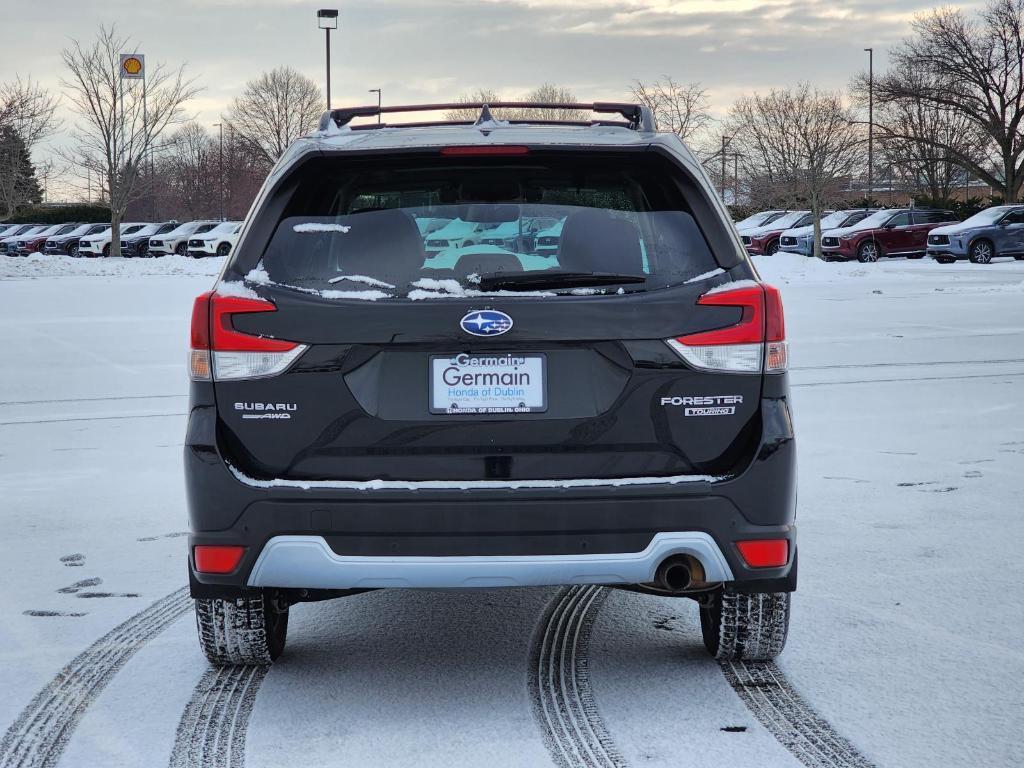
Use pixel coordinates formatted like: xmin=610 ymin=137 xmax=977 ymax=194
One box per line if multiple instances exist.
xmin=189 ymin=291 xmax=306 ymax=381
xmin=665 ymin=283 xmax=788 ymax=373
xmin=736 ymin=539 xmax=789 ymax=568
xmin=194 ymin=545 xmax=246 ymax=574
xmin=440 ymin=145 xmax=530 ymax=156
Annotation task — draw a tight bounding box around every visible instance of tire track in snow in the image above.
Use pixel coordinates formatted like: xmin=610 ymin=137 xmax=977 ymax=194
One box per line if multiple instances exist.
xmin=529 ymin=585 xmax=628 ymax=768
xmin=168 ymin=664 xmax=267 ymax=768
xmin=0 ymin=588 xmax=191 ymax=768
xmin=720 ymin=660 xmax=876 ymax=768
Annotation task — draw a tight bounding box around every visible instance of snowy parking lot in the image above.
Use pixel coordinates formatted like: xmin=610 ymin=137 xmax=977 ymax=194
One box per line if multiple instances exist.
xmin=0 ymin=253 xmax=1021 ymax=768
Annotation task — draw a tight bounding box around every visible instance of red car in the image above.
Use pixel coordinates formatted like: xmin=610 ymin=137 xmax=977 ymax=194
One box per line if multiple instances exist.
xmin=740 ymin=210 xmax=812 ymax=255
xmin=820 ymin=208 xmax=958 ymax=262
xmin=14 ymin=223 xmax=81 ymax=256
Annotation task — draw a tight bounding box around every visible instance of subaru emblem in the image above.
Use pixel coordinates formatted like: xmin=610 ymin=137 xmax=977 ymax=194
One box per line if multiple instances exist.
xmin=460 ymin=310 xmax=513 ymax=337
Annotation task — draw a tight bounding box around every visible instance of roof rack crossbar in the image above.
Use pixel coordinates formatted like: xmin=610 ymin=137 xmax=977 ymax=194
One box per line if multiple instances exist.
xmin=319 ymin=102 xmax=655 ymax=132
xmin=348 ymin=118 xmax=636 ymax=132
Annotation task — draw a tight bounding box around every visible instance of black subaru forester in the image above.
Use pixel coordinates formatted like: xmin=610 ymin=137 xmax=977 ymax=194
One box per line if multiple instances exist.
xmin=185 ymin=102 xmax=797 ymax=665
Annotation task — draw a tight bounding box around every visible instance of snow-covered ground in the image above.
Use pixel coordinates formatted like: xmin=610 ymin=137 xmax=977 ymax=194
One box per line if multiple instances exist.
xmin=0 ymin=253 xmax=1021 ymax=767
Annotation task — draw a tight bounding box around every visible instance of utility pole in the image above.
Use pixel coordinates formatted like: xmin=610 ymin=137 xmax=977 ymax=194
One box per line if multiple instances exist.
xmin=214 ymin=122 xmax=224 ymax=220
xmin=865 ymin=47 xmax=874 ymax=205
xmin=721 ymin=135 xmax=732 ymax=203
xmin=733 ymin=152 xmax=740 ymax=204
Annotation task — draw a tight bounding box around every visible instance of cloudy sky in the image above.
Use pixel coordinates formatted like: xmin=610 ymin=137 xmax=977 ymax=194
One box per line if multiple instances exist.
xmin=6 ymin=0 xmax=985 ymax=195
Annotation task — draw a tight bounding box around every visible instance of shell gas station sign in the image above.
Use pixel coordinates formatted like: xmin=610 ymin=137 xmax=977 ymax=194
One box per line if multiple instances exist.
xmin=119 ymin=54 xmax=144 ymax=80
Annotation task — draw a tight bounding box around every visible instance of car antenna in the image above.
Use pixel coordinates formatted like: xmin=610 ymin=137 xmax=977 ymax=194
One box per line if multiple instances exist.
xmin=475 ymin=104 xmax=501 ymax=136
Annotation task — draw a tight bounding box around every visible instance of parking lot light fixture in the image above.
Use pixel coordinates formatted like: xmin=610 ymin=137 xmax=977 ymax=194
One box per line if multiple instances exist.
xmin=317 ymin=9 xmax=339 ymax=110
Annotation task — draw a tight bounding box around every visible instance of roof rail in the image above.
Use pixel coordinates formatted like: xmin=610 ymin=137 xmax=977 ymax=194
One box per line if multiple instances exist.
xmin=318 ymin=101 xmax=656 ymax=133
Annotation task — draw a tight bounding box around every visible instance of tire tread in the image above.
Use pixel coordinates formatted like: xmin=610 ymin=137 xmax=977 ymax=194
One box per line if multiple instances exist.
xmin=194 ymin=596 xmax=282 ymax=666
xmin=705 ymin=590 xmax=790 ymax=661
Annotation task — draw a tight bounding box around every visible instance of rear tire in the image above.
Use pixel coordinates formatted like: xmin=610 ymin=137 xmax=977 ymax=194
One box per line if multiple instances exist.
xmin=856 ymin=240 xmax=881 ymax=262
xmin=194 ymin=594 xmax=289 ymax=666
xmin=700 ymin=588 xmax=790 ymax=661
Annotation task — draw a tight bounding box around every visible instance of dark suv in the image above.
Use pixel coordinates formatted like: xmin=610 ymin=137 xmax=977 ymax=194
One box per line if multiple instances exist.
xmin=185 ymin=102 xmax=797 ymax=666
xmin=820 ymin=208 xmax=958 ymax=262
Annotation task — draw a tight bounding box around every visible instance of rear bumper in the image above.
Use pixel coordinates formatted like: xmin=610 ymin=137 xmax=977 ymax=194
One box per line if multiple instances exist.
xmin=186 ymin=388 xmax=798 ymax=597
xmin=247 ymin=531 xmax=735 ymax=589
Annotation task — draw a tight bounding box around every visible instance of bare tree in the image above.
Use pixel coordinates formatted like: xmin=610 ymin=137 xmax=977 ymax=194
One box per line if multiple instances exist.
xmin=61 ymin=25 xmax=200 ymax=251
xmin=161 ymin=122 xmax=218 ymax=219
xmin=727 ymin=84 xmax=863 ymax=257
xmin=725 ymin=91 xmax=807 ymax=207
xmin=0 ymin=77 xmax=60 ymax=216
xmin=857 ymin=0 xmax=1024 ymax=201
xmin=444 ymin=84 xmax=587 ymax=122
xmin=630 ymin=77 xmax=710 ymax=142
xmin=444 ymin=89 xmax=503 ymax=121
xmin=862 ymin=73 xmax=988 ymax=201
xmin=224 ymin=67 xmax=322 ymax=168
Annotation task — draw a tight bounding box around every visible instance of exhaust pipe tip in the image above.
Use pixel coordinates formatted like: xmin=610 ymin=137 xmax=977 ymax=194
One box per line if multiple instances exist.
xmin=655 ymin=556 xmax=693 ymax=593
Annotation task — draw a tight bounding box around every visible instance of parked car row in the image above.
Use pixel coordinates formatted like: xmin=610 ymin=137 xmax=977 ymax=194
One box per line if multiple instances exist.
xmin=420 ymin=215 xmax=566 ymax=257
xmin=735 ymin=205 xmax=1024 ymax=263
xmin=0 ymin=219 xmax=242 ymax=258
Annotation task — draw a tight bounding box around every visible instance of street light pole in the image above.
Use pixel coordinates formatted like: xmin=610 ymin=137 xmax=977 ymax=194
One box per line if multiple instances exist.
xmin=865 ymin=47 xmax=874 ymax=205
xmin=317 ymin=10 xmax=339 ymax=110
xmin=369 ymin=88 xmax=382 ymax=123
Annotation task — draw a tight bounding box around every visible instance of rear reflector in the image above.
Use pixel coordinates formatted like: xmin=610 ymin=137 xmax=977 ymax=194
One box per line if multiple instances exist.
xmin=736 ymin=539 xmax=789 ymax=568
xmin=665 ymin=283 xmax=788 ymax=373
xmin=440 ymin=145 xmax=530 ymax=156
xmin=189 ymin=291 xmax=307 ymax=381
xmin=194 ymin=545 xmax=246 ymax=574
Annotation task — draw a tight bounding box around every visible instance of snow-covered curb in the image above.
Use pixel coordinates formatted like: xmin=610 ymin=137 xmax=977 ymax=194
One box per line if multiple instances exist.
xmin=0 ymin=253 xmax=225 ymax=280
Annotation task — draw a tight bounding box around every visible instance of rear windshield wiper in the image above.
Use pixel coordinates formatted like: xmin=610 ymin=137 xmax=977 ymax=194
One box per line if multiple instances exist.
xmin=477 ymin=271 xmax=647 ymax=292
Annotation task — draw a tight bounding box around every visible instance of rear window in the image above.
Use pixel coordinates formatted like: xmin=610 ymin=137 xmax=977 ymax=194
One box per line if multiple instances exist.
xmin=255 ymin=153 xmax=719 ymax=299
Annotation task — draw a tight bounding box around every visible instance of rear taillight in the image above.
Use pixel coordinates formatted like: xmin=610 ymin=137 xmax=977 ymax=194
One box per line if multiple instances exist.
xmin=665 ymin=283 xmax=788 ymax=373
xmin=189 ymin=291 xmax=306 ymax=381
xmin=736 ymin=539 xmax=789 ymax=568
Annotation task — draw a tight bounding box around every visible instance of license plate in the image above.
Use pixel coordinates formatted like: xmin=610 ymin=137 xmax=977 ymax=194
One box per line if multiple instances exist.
xmin=429 ymin=353 xmax=547 ymax=414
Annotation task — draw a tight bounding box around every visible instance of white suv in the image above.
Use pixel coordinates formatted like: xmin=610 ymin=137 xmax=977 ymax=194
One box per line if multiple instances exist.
xmin=78 ymin=223 xmax=148 ymax=257
xmin=148 ymin=220 xmax=219 ymax=257
xmin=186 ymin=222 xmax=243 ymax=258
